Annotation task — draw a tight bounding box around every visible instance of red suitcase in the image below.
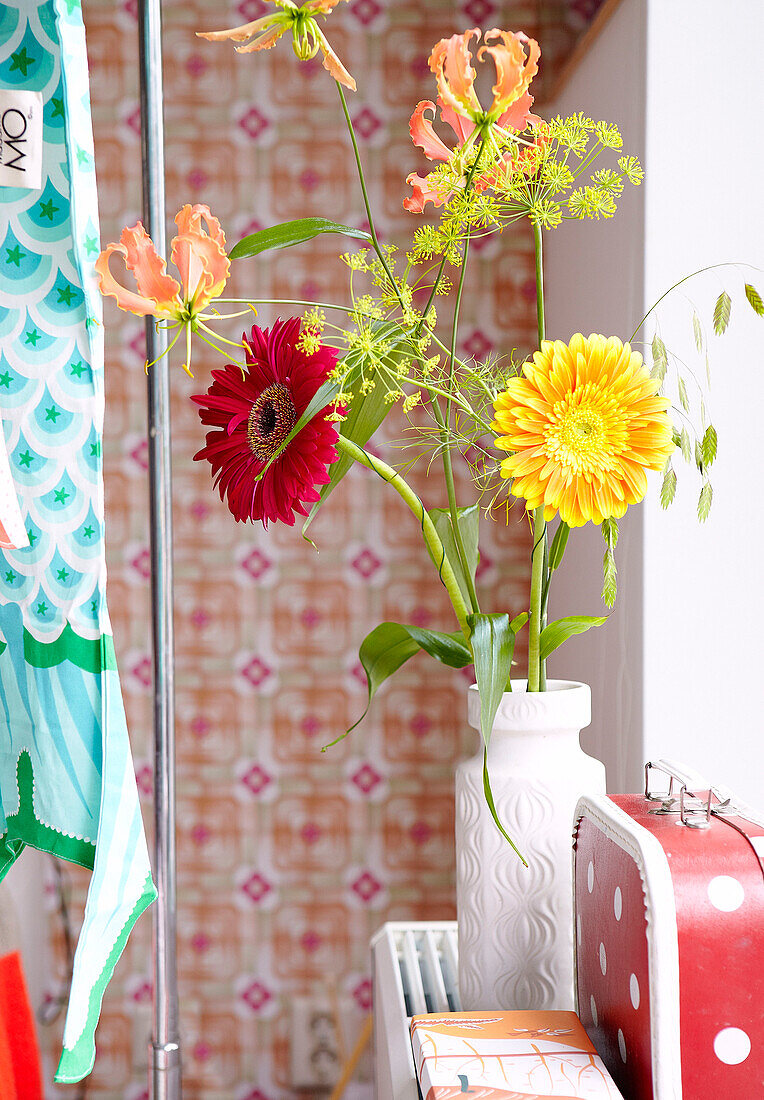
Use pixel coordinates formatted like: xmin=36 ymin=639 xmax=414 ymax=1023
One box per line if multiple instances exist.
xmin=573 ymin=760 xmax=764 ymax=1099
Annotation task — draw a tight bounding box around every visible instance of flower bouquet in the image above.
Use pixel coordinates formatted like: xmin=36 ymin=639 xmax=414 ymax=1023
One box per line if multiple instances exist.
xmin=96 ymin=0 xmax=761 ymax=1009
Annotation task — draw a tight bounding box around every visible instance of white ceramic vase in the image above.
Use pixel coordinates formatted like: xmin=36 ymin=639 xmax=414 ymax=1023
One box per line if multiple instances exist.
xmin=455 ymin=679 xmax=605 ymax=1011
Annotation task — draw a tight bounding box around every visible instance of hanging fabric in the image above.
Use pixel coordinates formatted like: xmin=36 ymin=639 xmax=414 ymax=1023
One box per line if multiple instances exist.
xmin=0 ymin=0 xmax=156 ymax=1083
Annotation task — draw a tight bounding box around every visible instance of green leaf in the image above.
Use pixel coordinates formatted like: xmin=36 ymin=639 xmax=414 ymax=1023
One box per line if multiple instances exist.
xmin=429 ymin=504 xmax=480 ymax=609
xmin=482 ymin=750 xmax=527 ymax=865
xmin=510 ymin=611 xmax=529 ymax=634
xmin=335 ymin=621 xmax=473 ymax=745
xmin=713 ymin=290 xmax=731 ymax=335
xmin=702 ymin=424 xmax=718 ymax=467
xmin=677 ymin=376 xmax=689 ymax=412
xmin=539 ymin=615 xmax=607 ymax=662
xmin=692 ymin=312 xmax=703 ymax=353
xmin=698 ymin=481 xmax=713 ymax=522
xmin=602 ymin=546 xmax=617 ymax=607
xmin=405 ymin=625 xmax=473 ymax=668
xmin=679 ymin=427 xmax=692 ymax=463
xmin=651 ymin=334 xmax=667 ymax=381
xmin=548 ymin=521 xmax=570 ymax=572
xmin=256 ymin=377 xmax=342 ymax=481
xmin=230 ymin=217 xmax=372 ymax=260
xmin=744 ymin=283 xmax=764 ymax=317
xmin=660 ymin=463 xmax=677 ymax=508
xmin=302 ymin=323 xmax=408 ymax=536
xmin=601 ymin=516 xmax=619 ymax=550
xmin=467 ymin=613 xmax=517 ymax=745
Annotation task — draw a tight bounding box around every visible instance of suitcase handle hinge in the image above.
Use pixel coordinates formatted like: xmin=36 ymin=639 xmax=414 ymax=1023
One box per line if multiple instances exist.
xmin=644 ymin=760 xmax=724 ymax=829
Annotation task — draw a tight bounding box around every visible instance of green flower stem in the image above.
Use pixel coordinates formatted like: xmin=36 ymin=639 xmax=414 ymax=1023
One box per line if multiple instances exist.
xmin=429 ymin=398 xmax=480 ymax=614
xmin=335 ymin=435 xmax=472 ymax=639
xmin=528 ymin=508 xmax=546 ymax=691
xmin=336 ymin=82 xmax=405 ymax=312
xmin=528 ymin=219 xmax=548 ymax=692
xmin=420 ymin=255 xmax=447 ymax=328
xmin=427 ymin=139 xmax=489 ymax=618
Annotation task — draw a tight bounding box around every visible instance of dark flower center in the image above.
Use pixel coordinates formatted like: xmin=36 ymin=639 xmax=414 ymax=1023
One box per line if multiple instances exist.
xmin=247 ymin=383 xmax=296 ymax=461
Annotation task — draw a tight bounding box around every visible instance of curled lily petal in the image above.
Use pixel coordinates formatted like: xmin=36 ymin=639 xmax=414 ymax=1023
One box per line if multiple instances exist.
xmin=497 ymin=90 xmax=535 ymax=132
xmin=95 ymin=224 xmax=180 ymax=319
xmin=234 ymin=24 xmax=288 ymax=52
xmin=409 ymin=102 xmax=452 ymax=162
xmin=175 ymin=202 xmax=226 ymax=254
xmin=196 ymin=15 xmax=282 ymax=43
xmin=314 ymin=25 xmax=356 ymax=90
xmin=438 ymin=100 xmax=477 ymax=145
xmin=171 ymin=204 xmax=230 ymax=309
xmin=303 ymin=0 xmax=348 ymax=10
xmin=428 ymin=29 xmax=482 ymax=120
xmin=403 ymin=172 xmax=449 ymax=213
xmin=480 ymin=28 xmax=539 ymax=118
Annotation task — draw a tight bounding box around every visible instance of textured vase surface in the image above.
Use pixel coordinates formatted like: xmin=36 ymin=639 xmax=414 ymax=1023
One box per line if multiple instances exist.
xmin=456 ymin=680 xmax=605 ymax=1011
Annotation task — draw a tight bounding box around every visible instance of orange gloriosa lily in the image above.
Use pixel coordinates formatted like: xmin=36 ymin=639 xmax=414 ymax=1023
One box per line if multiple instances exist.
xmin=197 ymin=0 xmax=355 ymax=91
xmin=95 ymin=204 xmax=230 ymax=376
xmin=429 ymin=27 xmax=539 ymax=125
xmin=404 ymin=28 xmax=542 ymax=213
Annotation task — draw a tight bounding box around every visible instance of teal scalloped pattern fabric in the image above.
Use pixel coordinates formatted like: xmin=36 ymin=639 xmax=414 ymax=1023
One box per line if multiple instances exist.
xmin=0 ymin=0 xmax=155 ymax=1083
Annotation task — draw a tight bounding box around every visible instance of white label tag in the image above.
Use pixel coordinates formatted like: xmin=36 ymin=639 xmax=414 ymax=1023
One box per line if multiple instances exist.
xmin=0 ymin=90 xmax=43 ymax=189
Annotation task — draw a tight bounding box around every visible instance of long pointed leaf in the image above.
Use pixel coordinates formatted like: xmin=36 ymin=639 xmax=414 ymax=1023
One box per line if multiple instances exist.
xmin=405 ymin=625 xmax=472 ymax=668
xmin=548 ymin=521 xmax=570 ymax=572
xmin=467 ymin=613 xmax=516 ymax=745
xmin=429 ymin=505 xmax=480 ymax=609
xmin=539 ymin=615 xmax=607 ymax=662
xmin=483 ymin=750 xmax=527 ymax=866
xmin=231 ymin=217 xmax=371 ymax=259
xmin=332 ymin=622 xmax=472 ymax=746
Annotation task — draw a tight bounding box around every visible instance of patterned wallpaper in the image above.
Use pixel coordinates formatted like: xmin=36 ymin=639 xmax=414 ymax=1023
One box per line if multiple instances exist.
xmin=37 ymin=0 xmax=603 ymax=1096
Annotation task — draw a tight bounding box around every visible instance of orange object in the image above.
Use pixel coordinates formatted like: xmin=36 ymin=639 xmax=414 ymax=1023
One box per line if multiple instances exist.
xmin=0 ymin=951 xmax=43 ymax=1100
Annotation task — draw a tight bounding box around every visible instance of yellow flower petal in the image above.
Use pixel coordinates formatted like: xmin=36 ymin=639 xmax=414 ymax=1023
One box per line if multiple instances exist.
xmin=493 ymin=333 xmax=675 ymax=525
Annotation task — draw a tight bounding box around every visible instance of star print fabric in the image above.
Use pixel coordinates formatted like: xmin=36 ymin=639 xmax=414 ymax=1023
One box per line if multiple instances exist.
xmin=0 ymin=0 xmax=155 ymax=1083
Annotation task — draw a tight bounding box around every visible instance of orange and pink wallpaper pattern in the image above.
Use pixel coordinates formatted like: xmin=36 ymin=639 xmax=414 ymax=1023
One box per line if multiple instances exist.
xmin=39 ymin=1 xmax=601 ymax=1096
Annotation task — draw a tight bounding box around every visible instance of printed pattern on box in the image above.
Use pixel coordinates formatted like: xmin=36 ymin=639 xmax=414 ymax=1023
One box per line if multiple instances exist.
xmin=411 ymin=1010 xmax=624 ymax=1099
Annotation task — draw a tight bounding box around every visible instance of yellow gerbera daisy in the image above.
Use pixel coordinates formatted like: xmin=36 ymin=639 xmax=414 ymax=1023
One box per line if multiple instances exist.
xmin=492 ymin=333 xmax=675 ymax=527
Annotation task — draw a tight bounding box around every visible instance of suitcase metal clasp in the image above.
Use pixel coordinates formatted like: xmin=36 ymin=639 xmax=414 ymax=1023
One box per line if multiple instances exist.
xmin=644 ymin=760 xmax=713 ymax=829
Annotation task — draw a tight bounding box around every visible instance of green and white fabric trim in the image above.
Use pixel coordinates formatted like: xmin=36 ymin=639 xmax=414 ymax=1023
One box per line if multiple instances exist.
xmin=0 ymin=0 xmax=155 ymax=1083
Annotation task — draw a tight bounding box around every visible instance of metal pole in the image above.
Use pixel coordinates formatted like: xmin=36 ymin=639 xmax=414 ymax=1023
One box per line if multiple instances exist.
xmin=137 ymin=0 xmax=182 ymax=1095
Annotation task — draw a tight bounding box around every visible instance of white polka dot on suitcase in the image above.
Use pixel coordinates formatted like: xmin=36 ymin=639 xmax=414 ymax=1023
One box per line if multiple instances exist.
xmin=707 ymin=875 xmax=745 ymax=912
xmin=590 ymin=994 xmax=598 ymax=1028
xmin=599 ymin=942 xmax=607 ymax=975
xmin=629 ymin=972 xmax=640 ymax=1010
xmin=714 ymin=1027 xmax=751 ymax=1065
xmin=613 ymin=886 xmax=622 ymax=920
xmin=587 ymin=859 xmax=594 ymax=893
xmin=618 ymin=1028 xmax=627 ymax=1063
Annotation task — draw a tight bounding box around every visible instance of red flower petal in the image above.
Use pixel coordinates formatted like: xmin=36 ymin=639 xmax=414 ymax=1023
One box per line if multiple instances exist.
xmin=192 ymin=319 xmax=342 ymax=527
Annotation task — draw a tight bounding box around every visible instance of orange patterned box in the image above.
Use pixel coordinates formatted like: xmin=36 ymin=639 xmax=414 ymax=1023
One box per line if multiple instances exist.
xmin=410 ymin=1011 xmax=624 ymax=1099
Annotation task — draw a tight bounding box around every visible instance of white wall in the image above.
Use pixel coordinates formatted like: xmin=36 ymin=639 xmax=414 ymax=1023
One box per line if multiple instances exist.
xmin=545 ymin=0 xmax=648 ymax=792
xmin=641 ymin=0 xmax=764 ymax=802
xmin=545 ymin=0 xmax=764 ymax=801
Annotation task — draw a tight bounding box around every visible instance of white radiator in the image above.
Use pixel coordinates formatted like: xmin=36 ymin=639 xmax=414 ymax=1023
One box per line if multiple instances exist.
xmin=370 ymin=922 xmax=460 ymax=1099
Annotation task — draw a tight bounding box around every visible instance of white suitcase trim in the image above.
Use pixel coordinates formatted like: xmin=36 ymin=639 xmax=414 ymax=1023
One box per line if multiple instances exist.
xmin=574 ymin=794 xmax=683 ymax=1100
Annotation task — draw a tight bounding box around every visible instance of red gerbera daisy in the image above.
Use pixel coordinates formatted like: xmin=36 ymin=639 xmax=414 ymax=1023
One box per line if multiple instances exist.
xmin=191 ymin=318 xmax=342 ymax=526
